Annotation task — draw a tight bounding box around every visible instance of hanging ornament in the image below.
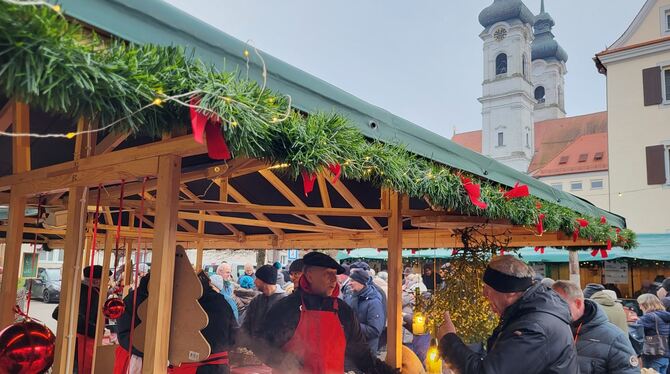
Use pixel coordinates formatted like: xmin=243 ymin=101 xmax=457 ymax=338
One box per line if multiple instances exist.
xmin=103 ymin=298 xmax=125 ymax=320
xmin=0 ymin=318 xmax=55 ymax=374
xmin=460 ymin=176 xmax=487 ymax=209
xmin=328 ymin=163 xmax=342 ymax=183
xmin=573 ymin=218 xmax=590 ymax=242
xmin=534 ymin=246 xmax=545 ymax=254
xmin=591 ymin=247 xmax=609 ymax=259
xmin=425 ymin=336 xmax=443 ymax=374
xmin=301 ymin=170 xmax=317 ymax=197
xmin=536 ymin=213 xmax=545 ymax=235
xmin=503 ymin=182 xmax=529 ymax=200
xmin=189 ymin=97 xmax=231 ymax=160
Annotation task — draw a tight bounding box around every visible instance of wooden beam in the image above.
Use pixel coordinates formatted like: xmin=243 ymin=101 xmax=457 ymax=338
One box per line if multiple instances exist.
xmin=317 ymin=175 xmax=331 ymax=208
xmin=258 ymin=169 xmax=326 ymax=226
xmin=323 ymin=173 xmax=384 ymax=233
xmin=143 ymin=192 xmax=196 ymax=233
xmin=123 ymin=239 xmax=133 ymax=296
xmin=223 ymin=184 xmax=283 ymax=236
xmin=179 ymin=185 xmax=243 ymax=237
xmin=94 ymin=233 xmax=114 ymax=349
xmin=11 ymin=101 xmax=30 ymax=173
xmin=178 ymin=211 xmax=353 ymax=233
xmin=0 ymin=98 xmax=14 ymax=132
xmin=143 ymin=155 xmax=181 ymax=374
xmin=0 ymin=191 xmax=26 ymax=328
xmin=195 ymin=212 xmax=204 ymax=272
xmin=53 ymin=186 xmax=89 ymax=374
xmin=95 ymin=132 xmax=130 ymax=155
xmin=386 ymin=190 xmax=403 ymax=369
xmin=217 ymin=177 xmax=229 ymax=202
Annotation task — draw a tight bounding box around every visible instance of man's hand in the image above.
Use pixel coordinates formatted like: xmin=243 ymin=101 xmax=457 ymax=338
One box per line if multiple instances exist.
xmin=437 ymin=311 xmax=456 ymax=339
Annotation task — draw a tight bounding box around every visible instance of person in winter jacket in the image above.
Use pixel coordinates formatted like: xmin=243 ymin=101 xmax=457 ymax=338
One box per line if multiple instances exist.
xmin=283 ymin=259 xmax=304 ymax=294
xmin=257 ymin=252 xmax=398 ymax=374
xmin=656 ymin=278 xmax=670 ymax=310
xmin=437 ymin=255 xmax=578 ymax=374
xmin=592 ymin=289 xmax=629 ymax=333
xmin=114 ymin=272 xmax=150 ymax=374
xmin=635 ymin=293 xmax=670 ymax=373
xmin=239 ymin=265 xmax=286 ymax=351
xmin=348 ymin=269 xmax=386 ymax=355
xmin=210 ymin=274 xmax=239 ymax=322
xmin=552 ymin=280 xmax=640 ymax=374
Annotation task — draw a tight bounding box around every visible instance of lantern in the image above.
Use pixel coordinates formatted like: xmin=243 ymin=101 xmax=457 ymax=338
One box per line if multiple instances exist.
xmin=412 ymin=311 xmax=426 ymax=335
xmin=103 ymin=298 xmax=125 ymax=319
xmin=425 ymin=337 xmax=443 ymax=374
xmin=0 ymin=320 xmax=55 ymax=374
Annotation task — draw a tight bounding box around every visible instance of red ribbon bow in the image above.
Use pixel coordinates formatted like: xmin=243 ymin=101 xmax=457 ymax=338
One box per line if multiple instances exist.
xmin=591 ymin=248 xmax=609 ymax=258
xmin=573 ymin=218 xmax=590 ymax=241
xmin=411 ymin=249 xmax=417 ymax=255
xmin=301 ymin=171 xmax=317 ymax=197
xmin=346 ymin=249 xmax=352 ymax=255
xmin=328 ymin=163 xmax=342 ymax=183
xmin=534 ymin=246 xmax=545 ymax=254
xmin=460 ymin=176 xmax=488 ymax=209
xmin=189 ymin=97 xmax=231 ymax=160
xmin=452 ymin=249 xmax=459 ymax=256
xmin=499 ymin=249 xmax=507 ymax=255
xmin=503 ymin=182 xmax=530 ymax=200
xmin=600 ymin=216 xmax=607 ymax=224
xmin=537 ymin=213 xmax=545 ymax=235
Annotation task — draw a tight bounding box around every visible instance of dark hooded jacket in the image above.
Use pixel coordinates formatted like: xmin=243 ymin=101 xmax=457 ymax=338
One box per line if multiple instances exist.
xmin=258 ymin=287 xmax=397 ymax=374
xmin=439 ymin=282 xmax=578 ymax=374
xmin=117 ymin=274 xmax=150 ymax=356
xmin=573 ymin=299 xmax=639 ymax=374
xmin=635 ymin=309 xmax=670 ymax=358
xmin=351 ymin=284 xmax=385 ymax=355
xmin=239 ymin=287 xmax=286 ymax=349
xmin=52 ymin=282 xmax=100 ymax=339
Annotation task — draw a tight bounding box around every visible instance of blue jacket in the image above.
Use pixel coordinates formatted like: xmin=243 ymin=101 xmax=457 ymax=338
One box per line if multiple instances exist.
xmin=635 ymin=309 xmax=670 ymax=357
xmin=220 ymin=281 xmax=239 ymax=322
xmin=351 ymin=284 xmax=386 ymax=355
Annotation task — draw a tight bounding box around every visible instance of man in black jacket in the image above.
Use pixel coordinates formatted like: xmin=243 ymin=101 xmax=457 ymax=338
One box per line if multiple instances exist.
xmin=552 ymin=280 xmax=639 ymax=374
xmin=259 ymin=252 xmax=397 ymax=374
xmin=437 ymin=255 xmax=578 ymax=374
xmin=238 ymin=264 xmax=286 ymax=350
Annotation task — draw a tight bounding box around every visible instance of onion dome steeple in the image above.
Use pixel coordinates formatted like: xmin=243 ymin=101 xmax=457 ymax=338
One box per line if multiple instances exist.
xmin=479 ymin=0 xmax=535 ymax=29
xmin=531 ymin=0 xmax=568 ymax=62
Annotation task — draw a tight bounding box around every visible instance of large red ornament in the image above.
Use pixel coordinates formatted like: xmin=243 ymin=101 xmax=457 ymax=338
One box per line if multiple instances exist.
xmin=460 ymin=176 xmax=488 ymax=209
xmin=0 ymin=320 xmax=55 ymax=374
xmin=503 ymin=182 xmax=529 ymax=200
xmin=103 ymin=298 xmax=125 ymax=319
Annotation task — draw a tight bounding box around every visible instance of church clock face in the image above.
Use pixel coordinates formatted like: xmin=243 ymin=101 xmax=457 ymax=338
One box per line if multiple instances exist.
xmin=493 ymin=28 xmax=507 ymax=41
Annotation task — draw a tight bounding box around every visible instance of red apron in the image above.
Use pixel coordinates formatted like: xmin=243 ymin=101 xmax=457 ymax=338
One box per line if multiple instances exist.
xmin=167 ymin=351 xmax=230 ymax=374
xmin=282 ymin=298 xmax=346 ymax=374
xmin=113 ymin=345 xmax=131 ymax=374
xmin=76 ymin=334 xmax=96 ymax=374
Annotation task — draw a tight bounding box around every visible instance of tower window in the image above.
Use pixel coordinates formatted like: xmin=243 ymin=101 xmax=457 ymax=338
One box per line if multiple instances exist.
xmin=665 ymin=9 xmax=670 ymax=31
xmin=534 ymin=86 xmax=546 ymax=103
xmin=522 ymin=54 xmax=527 ymax=78
xmin=526 ymin=133 xmax=530 ymax=148
xmin=497 ymin=132 xmax=504 ymax=146
xmin=496 ymin=53 xmax=507 ymax=75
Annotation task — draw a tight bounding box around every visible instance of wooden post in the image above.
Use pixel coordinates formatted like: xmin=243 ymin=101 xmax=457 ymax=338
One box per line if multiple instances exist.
xmin=143 ymin=155 xmax=181 ymax=374
xmin=123 ymin=239 xmax=133 ymax=297
xmin=386 ymin=189 xmax=403 ymax=368
xmin=53 ymin=186 xmax=89 ymax=374
xmin=95 ymin=233 xmax=114 ymax=346
xmin=195 ymin=211 xmax=204 ymax=272
xmin=0 ymin=101 xmax=30 ymax=328
xmin=569 ymin=250 xmax=581 ymax=286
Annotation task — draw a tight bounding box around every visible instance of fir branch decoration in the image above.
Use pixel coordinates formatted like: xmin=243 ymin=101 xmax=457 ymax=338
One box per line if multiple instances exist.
xmin=0 ymin=3 xmax=637 ymax=250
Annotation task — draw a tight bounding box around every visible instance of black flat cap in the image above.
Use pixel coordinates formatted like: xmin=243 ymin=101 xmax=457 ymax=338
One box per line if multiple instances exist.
xmin=82 ymin=265 xmax=111 ymax=279
xmin=288 ymin=259 xmax=304 ymax=273
xmin=303 ymin=252 xmax=345 ymax=274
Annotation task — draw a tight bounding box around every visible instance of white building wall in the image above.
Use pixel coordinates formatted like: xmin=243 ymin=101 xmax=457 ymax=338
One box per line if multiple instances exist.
xmin=538 ymin=170 xmax=610 ymax=211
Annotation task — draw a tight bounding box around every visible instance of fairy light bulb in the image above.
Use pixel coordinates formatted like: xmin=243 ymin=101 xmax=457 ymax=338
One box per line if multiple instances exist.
xmin=52 ymin=5 xmax=62 ymax=13
xmin=243 ymin=50 xmax=250 ymax=57
xmin=152 ymin=98 xmax=163 ymax=106
xmin=65 ymin=132 xmax=76 ymax=139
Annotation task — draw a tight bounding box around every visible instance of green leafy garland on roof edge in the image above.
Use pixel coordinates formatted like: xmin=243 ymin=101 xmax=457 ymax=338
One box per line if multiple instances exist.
xmin=0 ymin=4 xmax=636 ymax=249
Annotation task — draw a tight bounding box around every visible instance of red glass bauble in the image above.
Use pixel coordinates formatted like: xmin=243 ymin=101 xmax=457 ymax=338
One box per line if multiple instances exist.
xmin=0 ymin=320 xmax=55 ymax=374
xmin=103 ymin=298 xmax=125 ymax=319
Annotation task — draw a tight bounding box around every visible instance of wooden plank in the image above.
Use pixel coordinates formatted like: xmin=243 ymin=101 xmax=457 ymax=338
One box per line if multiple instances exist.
xmin=195 ymin=212 xmax=205 ymax=272
xmin=224 ymin=184 xmax=283 ymax=236
xmin=12 ymin=101 xmax=30 ymax=173
xmin=142 ymin=154 xmax=181 ymax=374
xmin=123 ymin=239 xmax=133 ymax=297
xmin=94 ymin=233 xmax=114 ymax=350
xmin=386 ymin=190 xmax=403 ymax=369
xmin=323 ymin=173 xmax=384 ymax=233
xmin=258 ymin=169 xmax=326 ymax=225
xmin=178 ymin=211 xmax=352 ymax=233
xmin=411 ymin=215 xmax=512 ymax=229
xmin=143 ymin=192 xmax=196 ymax=233
xmin=94 ymin=132 xmax=130 ymax=155
xmin=317 ymin=174 xmax=331 ymax=208
xmin=0 ymin=191 xmax=26 ymax=328
xmin=179 ymin=185 xmax=242 ymax=237
xmin=53 ymin=186 xmax=89 ymax=374
xmin=0 ymin=98 xmax=14 ymax=132
xmin=218 ymin=177 xmax=229 ymax=202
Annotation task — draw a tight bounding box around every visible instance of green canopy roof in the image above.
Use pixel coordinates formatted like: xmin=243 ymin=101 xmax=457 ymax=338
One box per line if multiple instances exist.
xmin=336 ymin=234 xmax=670 ymax=263
xmin=53 ymin=0 xmax=625 ymax=227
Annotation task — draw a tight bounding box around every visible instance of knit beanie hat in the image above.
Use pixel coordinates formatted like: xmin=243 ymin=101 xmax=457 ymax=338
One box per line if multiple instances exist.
xmin=349 ymin=269 xmax=371 ymax=285
xmin=255 ymin=264 xmax=277 ymax=285
xmin=239 ymin=275 xmax=254 ymax=289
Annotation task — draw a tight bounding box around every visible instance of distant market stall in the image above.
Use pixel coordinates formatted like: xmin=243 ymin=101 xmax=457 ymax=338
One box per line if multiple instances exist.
xmin=0 ymin=1 xmax=636 ymax=372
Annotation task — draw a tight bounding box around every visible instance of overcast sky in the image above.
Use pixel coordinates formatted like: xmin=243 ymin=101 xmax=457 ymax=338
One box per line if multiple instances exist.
xmin=164 ymin=0 xmax=644 ymax=138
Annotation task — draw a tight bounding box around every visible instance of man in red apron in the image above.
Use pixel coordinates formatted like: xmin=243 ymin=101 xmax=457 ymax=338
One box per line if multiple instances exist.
xmin=258 ymin=252 xmax=398 ymax=374
xmin=52 ymin=265 xmax=110 ymax=374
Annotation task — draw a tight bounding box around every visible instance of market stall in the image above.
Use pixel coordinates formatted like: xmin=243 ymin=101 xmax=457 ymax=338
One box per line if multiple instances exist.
xmin=0 ymin=1 xmax=636 ymax=373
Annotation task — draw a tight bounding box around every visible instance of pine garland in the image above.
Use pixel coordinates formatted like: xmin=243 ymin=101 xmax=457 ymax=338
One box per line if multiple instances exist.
xmin=0 ymin=3 xmax=637 ymax=249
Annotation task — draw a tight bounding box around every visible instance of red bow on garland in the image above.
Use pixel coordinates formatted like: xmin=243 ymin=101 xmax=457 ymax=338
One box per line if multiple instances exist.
xmin=452 ymin=249 xmax=459 ymax=256
xmin=301 ymin=171 xmax=317 ymax=197
xmin=328 ymin=164 xmax=342 ymax=183
xmin=460 ymin=176 xmax=488 ymax=209
xmin=411 ymin=249 xmax=417 ymax=255
xmin=600 ymin=216 xmax=607 ymax=224
xmin=534 ymin=246 xmax=545 ymax=254
xmin=591 ymin=247 xmax=609 ymax=258
xmin=503 ymin=182 xmax=530 ymax=200
xmin=537 ymin=213 xmax=545 ymax=235
xmin=573 ymin=218 xmax=590 ymax=242
xmin=189 ymin=97 xmax=231 ymax=160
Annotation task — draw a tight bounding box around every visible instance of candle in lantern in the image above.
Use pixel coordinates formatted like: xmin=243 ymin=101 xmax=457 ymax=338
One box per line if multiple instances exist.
xmin=412 ymin=312 xmax=426 ymax=335
xmin=425 ymin=338 xmax=443 ymax=374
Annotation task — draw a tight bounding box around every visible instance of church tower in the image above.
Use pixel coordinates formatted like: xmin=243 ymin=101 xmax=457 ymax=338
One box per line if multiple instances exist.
xmin=531 ymin=0 xmax=568 ymax=122
xmin=479 ymin=0 xmax=536 ymax=173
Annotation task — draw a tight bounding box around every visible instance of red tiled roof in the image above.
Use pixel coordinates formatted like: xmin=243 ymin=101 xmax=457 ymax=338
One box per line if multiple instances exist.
xmin=450 ymin=111 xmax=608 ymax=176
xmin=451 ymin=130 xmax=482 ymax=153
xmin=597 ymin=35 xmax=670 ymax=57
xmin=531 ymin=133 xmax=608 ymax=177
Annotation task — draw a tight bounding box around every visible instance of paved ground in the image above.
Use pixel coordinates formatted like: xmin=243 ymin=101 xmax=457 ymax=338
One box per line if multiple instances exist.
xmin=28 ymin=299 xmax=59 ymax=333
